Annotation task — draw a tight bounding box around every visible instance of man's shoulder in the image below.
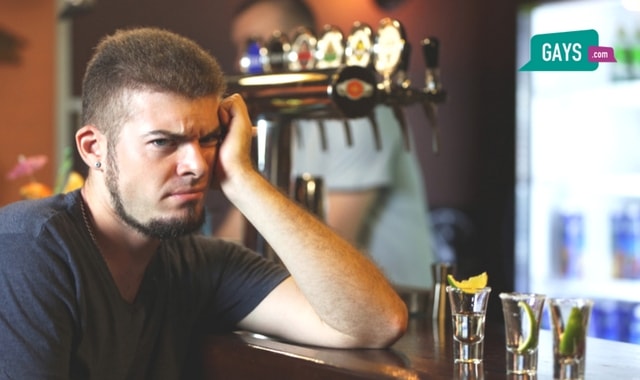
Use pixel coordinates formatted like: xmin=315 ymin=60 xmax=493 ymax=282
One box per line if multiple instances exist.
xmin=0 ymin=191 xmax=78 ymax=236
xmin=0 ymin=193 xmax=83 ymax=282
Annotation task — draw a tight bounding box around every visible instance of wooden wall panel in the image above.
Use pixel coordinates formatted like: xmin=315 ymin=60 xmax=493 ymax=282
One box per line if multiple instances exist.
xmin=0 ymin=0 xmax=55 ymax=206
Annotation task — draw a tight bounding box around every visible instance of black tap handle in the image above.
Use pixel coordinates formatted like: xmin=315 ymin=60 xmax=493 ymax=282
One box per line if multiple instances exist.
xmin=266 ymin=31 xmax=288 ymax=73
xmin=399 ymin=41 xmax=411 ymax=73
xmin=421 ymin=37 xmax=439 ymax=68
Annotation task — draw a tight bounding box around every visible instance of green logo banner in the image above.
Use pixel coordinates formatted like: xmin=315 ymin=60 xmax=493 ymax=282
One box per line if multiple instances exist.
xmin=520 ymin=29 xmax=602 ymax=71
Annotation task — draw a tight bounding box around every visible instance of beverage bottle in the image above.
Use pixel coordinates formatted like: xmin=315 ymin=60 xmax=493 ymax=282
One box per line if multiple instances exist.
xmin=628 ymin=303 xmax=640 ymax=344
xmin=618 ymin=301 xmax=633 ymax=343
xmin=611 ymin=207 xmax=627 ymax=279
xmin=624 ymin=202 xmax=640 ymax=279
xmin=612 ymin=201 xmax=639 ymax=279
xmin=588 ymin=300 xmax=600 ymax=338
xmin=630 ymin=27 xmax=640 ymax=80
xmin=612 ymin=27 xmax=631 ymax=81
xmin=592 ymin=300 xmax=624 ymax=341
xmin=558 ymin=211 xmax=584 ymax=278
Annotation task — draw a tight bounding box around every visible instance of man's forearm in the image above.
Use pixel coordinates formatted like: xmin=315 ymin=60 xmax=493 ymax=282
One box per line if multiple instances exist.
xmin=223 ymin=170 xmax=408 ymax=347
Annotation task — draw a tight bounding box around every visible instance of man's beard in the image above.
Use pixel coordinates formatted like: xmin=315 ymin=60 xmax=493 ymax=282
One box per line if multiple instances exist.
xmin=104 ymin=150 xmax=205 ymax=240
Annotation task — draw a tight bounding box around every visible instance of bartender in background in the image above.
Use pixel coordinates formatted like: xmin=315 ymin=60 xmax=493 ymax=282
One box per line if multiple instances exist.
xmin=217 ymin=0 xmax=436 ymax=291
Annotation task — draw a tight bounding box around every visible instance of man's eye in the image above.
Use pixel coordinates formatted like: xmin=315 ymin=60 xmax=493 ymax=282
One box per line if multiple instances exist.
xmin=200 ymin=132 xmax=223 ymax=147
xmin=151 ymin=138 xmax=173 ymax=147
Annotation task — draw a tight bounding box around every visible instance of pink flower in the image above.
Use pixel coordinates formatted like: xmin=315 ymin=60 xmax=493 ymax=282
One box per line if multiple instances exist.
xmin=6 ymin=154 xmax=48 ymax=180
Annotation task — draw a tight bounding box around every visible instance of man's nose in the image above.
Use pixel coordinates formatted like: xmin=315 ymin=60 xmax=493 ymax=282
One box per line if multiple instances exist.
xmin=177 ymin=143 xmax=209 ymax=178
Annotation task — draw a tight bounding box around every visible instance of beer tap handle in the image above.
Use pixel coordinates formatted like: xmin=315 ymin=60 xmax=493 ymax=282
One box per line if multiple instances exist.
xmin=343 ymin=119 xmax=353 ymax=147
xmin=316 ymin=25 xmax=345 ymax=70
xmin=423 ymin=101 xmax=440 ymax=154
xmin=421 ymin=37 xmax=442 ymax=154
xmin=294 ymin=121 xmax=304 ymax=150
xmin=393 ymin=41 xmax=411 ymax=151
xmin=391 ymin=106 xmax=411 ymax=151
xmin=265 ymin=31 xmax=289 ymax=73
xmin=289 ymin=26 xmax=317 ymax=71
xmin=421 ymin=36 xmax=441 ymax=93
xmin=396 ymin=41 xmax=412 ymax=88
xmin=240 ymin=37 xmax=266 ymax=74
xmin=375 ymin=18 xmax=406 ymax=94
xmin=318 ymin=119 xmax=328 ymax=151
xmin=368 ymin=113 xmax=382 ymax=150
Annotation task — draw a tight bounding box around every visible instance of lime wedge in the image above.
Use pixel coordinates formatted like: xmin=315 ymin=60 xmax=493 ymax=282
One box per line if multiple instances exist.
xmin=447 ymin=272 xmax=488 ymax=293
xmin=559 ymin=307 xmax=584 ymax=355
xmin=517 ymin=301 xmax=537 ymax=353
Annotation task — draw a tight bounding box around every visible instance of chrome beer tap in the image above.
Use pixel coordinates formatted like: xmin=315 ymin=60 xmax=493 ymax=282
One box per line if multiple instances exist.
xmin=226 ymin=18 xmax=447 ymax=259
xmin=316 ymin=25 xmax=347 ymax=150
xmin=395 ymin=35 xmax=415 ymax=150
xmin=342 ymin=21 xmax=376 ymax=148
xmin=391 ymin=38 xmax=412 ymax=150
xmin=372 ymin=18 xmax=407 ymax=150
xmin=374 ymin=18 xmax=426 ymax=151
xmin=226 ymin=16 xmax=447 ymax=172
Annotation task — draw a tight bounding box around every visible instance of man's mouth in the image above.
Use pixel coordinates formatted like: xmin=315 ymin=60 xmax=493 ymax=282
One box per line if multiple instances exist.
xmin=168 ymin=188 xmax=206 ymax=202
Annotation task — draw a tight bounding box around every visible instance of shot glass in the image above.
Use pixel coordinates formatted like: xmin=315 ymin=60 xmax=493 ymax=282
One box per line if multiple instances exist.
xmin=499 ymin=292 xmax=546 ymax=375
xmin=446 ymin=285 xmax=492 ymax=364
xmin=548 ymin=298 xmax=594 ymax=380
xmin=454 ymin=362 xmax=485 ymax=380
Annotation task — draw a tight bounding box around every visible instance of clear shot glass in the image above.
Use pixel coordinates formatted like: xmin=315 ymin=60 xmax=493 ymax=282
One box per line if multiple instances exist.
xmin=548 ymin=298 xmax=594 ymax=380
xmin=499 ymin=292 xmax=546 ymax=375
xmin=446 ymin=286 xmax=492 ymax=364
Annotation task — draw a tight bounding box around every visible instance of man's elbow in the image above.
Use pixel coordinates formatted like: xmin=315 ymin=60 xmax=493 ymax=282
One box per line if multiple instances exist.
xmin=380 ymin=303 xmax=409 ymax=347
xmin=361 ymin=302 xmax=409 ymax=349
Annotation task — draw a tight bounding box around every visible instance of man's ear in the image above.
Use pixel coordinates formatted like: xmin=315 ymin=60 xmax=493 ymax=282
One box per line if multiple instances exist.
xmin=76 ymin=125 xmax=105 ymax=169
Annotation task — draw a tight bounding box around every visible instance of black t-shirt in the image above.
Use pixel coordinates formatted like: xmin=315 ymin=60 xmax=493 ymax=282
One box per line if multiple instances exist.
xmin=0 ymin=190 xmax=289 ymax=379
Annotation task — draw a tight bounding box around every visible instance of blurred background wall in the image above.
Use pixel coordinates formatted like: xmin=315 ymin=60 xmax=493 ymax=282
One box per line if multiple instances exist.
xmin=0 ymin=0 xmax=55 ymax=206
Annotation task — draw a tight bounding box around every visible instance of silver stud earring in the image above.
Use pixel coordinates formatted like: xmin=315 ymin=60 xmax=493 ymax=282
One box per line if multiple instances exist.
xmin=95 ymin=161 xmax=102 ymax=169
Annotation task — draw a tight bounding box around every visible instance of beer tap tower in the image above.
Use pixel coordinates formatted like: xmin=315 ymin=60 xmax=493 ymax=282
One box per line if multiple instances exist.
xmin=225 ymin=18 xmax=446 ymax=257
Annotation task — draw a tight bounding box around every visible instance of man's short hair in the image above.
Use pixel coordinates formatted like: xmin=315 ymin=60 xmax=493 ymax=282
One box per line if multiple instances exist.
xmin=81 ymin=27 xmax=226 ymax=138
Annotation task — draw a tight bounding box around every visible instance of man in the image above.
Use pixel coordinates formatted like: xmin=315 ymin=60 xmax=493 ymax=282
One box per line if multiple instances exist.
xmin=226 ymin=0 xmax=436 ymax=290
xmin=0 ymin=27 xmax=407 ymax=379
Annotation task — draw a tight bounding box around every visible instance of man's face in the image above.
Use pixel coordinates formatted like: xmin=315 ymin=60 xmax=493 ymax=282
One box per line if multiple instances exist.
xmin=105 ymin=91 xmax=222 ymax=239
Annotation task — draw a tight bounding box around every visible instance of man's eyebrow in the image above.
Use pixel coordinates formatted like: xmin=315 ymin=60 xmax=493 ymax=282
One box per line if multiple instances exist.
xmin=144 ymin=129 xmax=223 ymax=141
xmin=142 ymin=130 xmax=189 ymax=144
xmin=144 ymin=130 xmax=183 ymax=139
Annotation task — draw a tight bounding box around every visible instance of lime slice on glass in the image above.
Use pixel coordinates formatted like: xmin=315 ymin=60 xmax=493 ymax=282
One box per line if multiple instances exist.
xmin=447 ymin=272 xmax=488 ymax=293
xmin=559 ymin=307 xmax=584 ymax=355
xmin=516 ymin=301 xmax=537 ymax=353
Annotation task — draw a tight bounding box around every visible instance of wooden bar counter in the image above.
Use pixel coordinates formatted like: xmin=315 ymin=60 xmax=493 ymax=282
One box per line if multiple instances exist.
xmin=200 ymin=316 xmax=640 ymax=379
